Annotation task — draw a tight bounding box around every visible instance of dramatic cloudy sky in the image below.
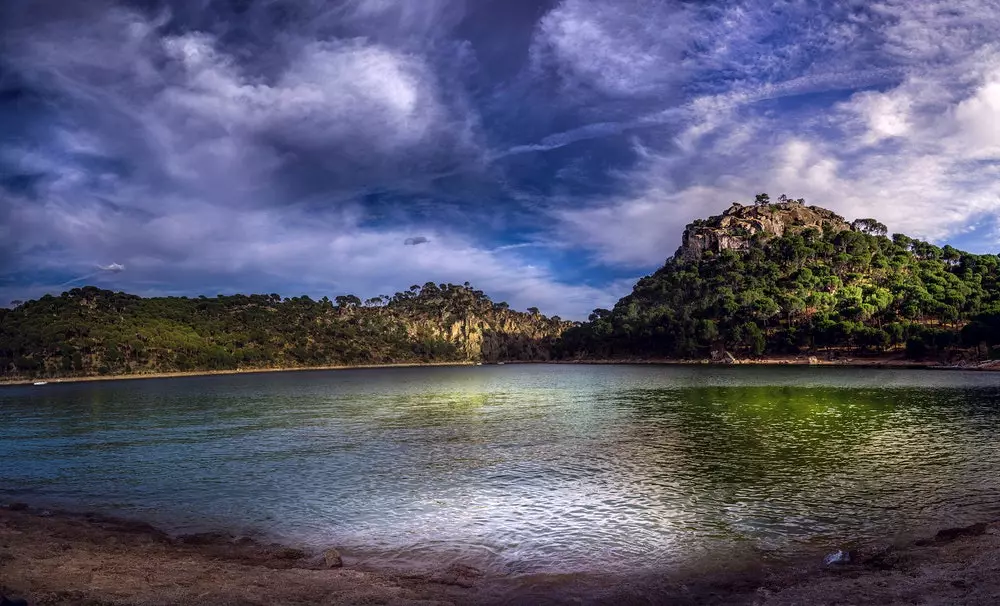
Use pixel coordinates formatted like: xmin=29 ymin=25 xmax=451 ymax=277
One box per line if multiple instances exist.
xmin=3 ymin=0 xmax=1000 ymax=318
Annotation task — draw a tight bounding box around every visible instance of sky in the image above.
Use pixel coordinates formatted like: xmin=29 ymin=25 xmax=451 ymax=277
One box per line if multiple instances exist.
xmin=2 ymin=0 xmax=1000 ymax=319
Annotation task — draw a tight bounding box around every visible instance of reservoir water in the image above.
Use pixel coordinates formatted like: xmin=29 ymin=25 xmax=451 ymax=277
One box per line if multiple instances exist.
xmin=3 ymin=364 xmax=1000 ymax=578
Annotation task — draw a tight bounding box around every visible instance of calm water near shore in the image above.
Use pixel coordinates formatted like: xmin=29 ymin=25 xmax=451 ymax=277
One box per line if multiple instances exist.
xmin=3 ymin=364 xmax=1000 ymax=577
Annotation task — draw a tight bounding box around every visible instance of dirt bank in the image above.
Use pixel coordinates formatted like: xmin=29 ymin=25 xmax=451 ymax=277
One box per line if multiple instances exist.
xmin=2 ymin=505 xmax=999 ymax=605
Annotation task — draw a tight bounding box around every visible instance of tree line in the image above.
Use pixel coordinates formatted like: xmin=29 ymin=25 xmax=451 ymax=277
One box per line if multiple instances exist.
xmin=0 ymin=282 xmax=568 ymax=378
xmin=562 ymin=197 xmax=1000 ymax=360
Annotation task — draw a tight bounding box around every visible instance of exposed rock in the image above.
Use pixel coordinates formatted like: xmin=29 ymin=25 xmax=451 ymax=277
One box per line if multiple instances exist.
xmin=323 ymin=547 xmax=343 ymax=568
xmin=677 ymin=202 xmax=851 ymax=262
xmin=427 ymin=563 xmax=483 ymax=588
xmin=710 ymin=350 xmax=738 ymax=364
xmin=823 ymin=550 xmax=853 ymax=566
xmin=402 ymin=311 xmax=570 ymax=363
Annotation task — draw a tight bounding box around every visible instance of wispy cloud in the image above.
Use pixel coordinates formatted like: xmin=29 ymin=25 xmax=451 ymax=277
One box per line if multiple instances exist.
xmin=3 ymin=0 xmax=1000 ymax=319
xmin=549 ymin=0 xmax=1000 ymax=267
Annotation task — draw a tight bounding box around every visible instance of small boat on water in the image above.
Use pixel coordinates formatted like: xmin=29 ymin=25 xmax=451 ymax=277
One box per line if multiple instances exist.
xmin=497 ymin=362 xmax=505 ymax=365
xmin=33 ymin=381 xmax=48 ymax=386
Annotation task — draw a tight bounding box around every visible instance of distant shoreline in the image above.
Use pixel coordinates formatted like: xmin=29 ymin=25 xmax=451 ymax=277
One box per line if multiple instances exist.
xmin=3 ymin=355 xmax=997 ymax=386
xmin=552 ymin=355 xmax=1000 ymax=371
xmin=0 ymin=361 xmax=476 ymax=386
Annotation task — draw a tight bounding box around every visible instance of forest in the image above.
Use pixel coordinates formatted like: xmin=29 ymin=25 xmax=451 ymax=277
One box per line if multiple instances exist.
xmin=562 ymin=195 xmax=1000 ymax=360
xmin=6 ymin=196 xmax=1000 ymax=379
xmin=0 ymin=282 xmax=568 ymax=379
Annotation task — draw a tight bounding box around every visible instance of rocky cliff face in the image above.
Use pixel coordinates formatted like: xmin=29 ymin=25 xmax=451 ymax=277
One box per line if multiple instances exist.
xmin=407 ymin=311 xmax=570 ymax=362
xmin=676 ymin=201 xmax=851 ymax=261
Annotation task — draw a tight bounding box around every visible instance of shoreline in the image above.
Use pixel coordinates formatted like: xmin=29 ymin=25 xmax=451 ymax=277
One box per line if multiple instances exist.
xmin=2 ymin=503 xmax=999 ymax=605
xmin=551 ymin=355 xmax=1000 ymax=371
xmin=0 ymin=361 xmax=476 ymax=386
xmin=3 ymin=355 xmax=998 ymax=386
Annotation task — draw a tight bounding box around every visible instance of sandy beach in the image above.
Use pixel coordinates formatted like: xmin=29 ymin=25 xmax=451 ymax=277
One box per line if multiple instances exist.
xmin=2 ymin=503 xmax=1000 ymax=605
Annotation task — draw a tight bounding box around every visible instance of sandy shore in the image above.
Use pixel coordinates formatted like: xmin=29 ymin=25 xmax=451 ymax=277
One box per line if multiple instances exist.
xmin=3 ymin=504 xmax=1000 ymax=605
xmin=4 ymin=355 xmax=998 ymax=387
xmin=0 ymin=362 xmax=476 ymax=387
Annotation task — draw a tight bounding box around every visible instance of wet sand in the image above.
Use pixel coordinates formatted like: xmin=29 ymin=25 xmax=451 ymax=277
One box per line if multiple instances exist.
xmin=2 ymin=504 xmax=999 ymax=605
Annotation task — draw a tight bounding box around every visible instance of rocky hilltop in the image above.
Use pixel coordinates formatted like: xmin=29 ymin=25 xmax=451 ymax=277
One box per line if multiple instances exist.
xmin=561 ymin=193 xmax=1000 ymax=362
xmin=678 ymin=197 xmax=851 ymax=261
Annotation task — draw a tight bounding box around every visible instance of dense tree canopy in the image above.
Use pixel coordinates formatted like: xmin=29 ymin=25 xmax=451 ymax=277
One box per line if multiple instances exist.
xmin=7 ymin=197 xmax=1000 ymax=378
xmin=0 ymin=283 xmax=568 ymax=379
xmin=562 ymin=197 xmax=1000 ymax=360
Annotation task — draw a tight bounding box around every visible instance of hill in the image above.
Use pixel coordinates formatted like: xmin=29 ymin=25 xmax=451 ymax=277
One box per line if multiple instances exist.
xmin=7 ymin=195 xmax=1000 ymax=379
xmin=0 ymin=283 xmax=569 ymax=379
xmin=561 ymin=194 xmax=1000 ymax=361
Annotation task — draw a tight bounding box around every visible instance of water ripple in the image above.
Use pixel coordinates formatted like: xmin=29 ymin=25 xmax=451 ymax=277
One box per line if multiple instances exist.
xmin=3 ymin=365 xmax=1000 ymax=575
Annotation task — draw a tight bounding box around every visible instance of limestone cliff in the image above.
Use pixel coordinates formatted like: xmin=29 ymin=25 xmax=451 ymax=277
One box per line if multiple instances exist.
xmin=677 ymin=200 xmax=851 ymax=261
xmin=404 ymin=310 xmax=571 ymax=362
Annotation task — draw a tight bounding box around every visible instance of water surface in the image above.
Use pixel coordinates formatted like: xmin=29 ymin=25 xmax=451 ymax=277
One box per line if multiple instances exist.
xmin=3 ymin=364 xmax=1000 ymax=577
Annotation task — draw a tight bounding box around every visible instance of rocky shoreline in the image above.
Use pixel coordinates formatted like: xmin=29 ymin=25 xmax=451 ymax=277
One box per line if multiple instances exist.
xmin=3 ymin=503 xmax=1000 ymax=605
xmin=554 ymin=354 xmax=1000 ymax=371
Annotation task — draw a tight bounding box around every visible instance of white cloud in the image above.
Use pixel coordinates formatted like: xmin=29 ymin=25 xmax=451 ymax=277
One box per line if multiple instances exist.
xmin=952 ymin=67 xmax=1000 ymax=158
xmin=160 ymin=34 xmax=445 ymax=153
xmin=533 ymin=0 xmax=695 ymax=96
xmin=3 ymin=6 xmax=587 ymax=314
xmin=3 ymin=170 xmax=619 ymax=318
xmin=549 ymin=0 xmax=1000 ymax=267
xmin=848 ymin=90 xmax=912 ymax=144
xmin=8 ymin=0 xmax=1000 ymax=320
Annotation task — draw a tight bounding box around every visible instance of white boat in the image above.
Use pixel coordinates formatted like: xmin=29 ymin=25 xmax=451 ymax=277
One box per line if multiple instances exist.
xmin=497 ymin=362 xmax=505 ymax=365
xmin=33 ymin=381 xmax=48 ymax=386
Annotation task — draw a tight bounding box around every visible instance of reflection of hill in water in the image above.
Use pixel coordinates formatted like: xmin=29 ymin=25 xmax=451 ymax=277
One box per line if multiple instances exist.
xmin=604 ymin=385 xmax=1000 ymax=549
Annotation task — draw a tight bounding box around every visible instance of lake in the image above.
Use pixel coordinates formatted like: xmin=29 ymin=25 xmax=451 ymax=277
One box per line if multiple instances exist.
xmin=3 ymin=364 xmax=1000 ymax=579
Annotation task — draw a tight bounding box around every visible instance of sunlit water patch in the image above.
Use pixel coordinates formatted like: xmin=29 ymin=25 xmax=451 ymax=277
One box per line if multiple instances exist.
xmin=2 ymin=365 xmax=1000 ymax=576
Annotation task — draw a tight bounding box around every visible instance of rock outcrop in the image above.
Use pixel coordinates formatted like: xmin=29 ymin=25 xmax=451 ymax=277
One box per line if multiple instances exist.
xmin=403 ymin=310 xmax=571 ymax=363
xmin=323 ymin=548 xmax=343 ymax=568
xmin=677 ymin=201 xmax=851 ymax=261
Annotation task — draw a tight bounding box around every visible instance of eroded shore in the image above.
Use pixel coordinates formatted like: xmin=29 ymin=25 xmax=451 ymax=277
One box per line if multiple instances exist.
xmin=2 ymin=504 xmax=999 ymax=605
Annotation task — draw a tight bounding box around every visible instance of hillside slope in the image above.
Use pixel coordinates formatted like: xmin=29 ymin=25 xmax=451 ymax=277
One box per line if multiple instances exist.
xmin=0 ymin=283 xmax=569 ymax=379
xmin=562 ymin=195 xmax=1000 ymax=360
